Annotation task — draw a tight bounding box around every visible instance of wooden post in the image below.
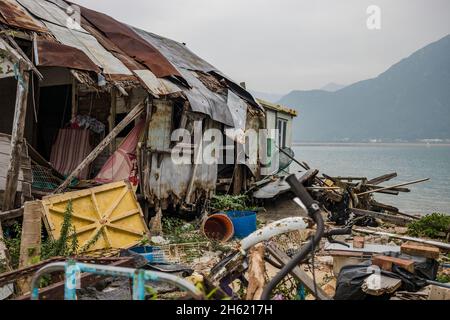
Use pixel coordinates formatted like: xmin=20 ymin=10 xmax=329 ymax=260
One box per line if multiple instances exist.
xmin=3 ymin=70 xmax=30 ymax=210
xmin=233 ymin=142 xmax=244 ymax=195
xmin=108 ymin=87 xmax=117 ymax=154
xmin=53 ymin=100 xmax=145 ymax=194
xmin=17 ymin=201 xmax=43 ymax=294
xmin=71 ymin=77 xmax=78 ymax=120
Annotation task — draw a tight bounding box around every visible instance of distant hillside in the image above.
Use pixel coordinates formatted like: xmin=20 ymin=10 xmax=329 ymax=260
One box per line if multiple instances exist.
xmin=249 ymin=90 xmax=285 ymax=103
xmin=279 ymin=35 xmax=450 ymax=142
xmin=320 ymin=82 xmax=346 ymax=92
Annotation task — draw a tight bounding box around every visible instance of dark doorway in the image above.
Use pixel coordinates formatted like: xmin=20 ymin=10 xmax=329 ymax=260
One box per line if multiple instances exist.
xmin=37 ymin=85 xmax=72 ymax=160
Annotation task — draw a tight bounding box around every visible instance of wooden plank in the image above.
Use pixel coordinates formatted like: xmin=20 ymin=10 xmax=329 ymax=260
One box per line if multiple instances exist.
xmin=356 ymin=178 xmax=429 ymax=197
xmin=0 ymin=207 xmax=24 ymax=221
xmin=372 ymin=255 xmax=415 ymax=273
xmin=17 ymin=201 xmax=44 ymax=294
xmin=53 ymin=101 xmax=145 ymax=194
xmin=353 ymin=227 xmax=450 ymax=251
xmin=246 ymin=243 xmax=266 ymax=300
xmin=350 ymin=208 xmax=414 ymax=227
xmin=3 ymin=70 xmax=30 ymax=210
xmin=267 ymin=244 xmax=330 ymax=300
xmin=367 ymin=173 xmax=397 ymax=185
xmin=400 ymin=242 xmax=440 ymax=259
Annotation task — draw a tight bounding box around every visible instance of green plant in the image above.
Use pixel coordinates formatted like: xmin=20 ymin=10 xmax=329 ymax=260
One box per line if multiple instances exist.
xmin=46 ymin=201 xmax=78 ymax=257
xmin=0 ymin=222 xmax=22 ymax=272
xmin=407 ymin=213 xmax=450 ymax=239
xmin=162 ymin=217 xmax=207 ymax=244
xmin=0 ymin=201 xmax=79 ymax=273
xmin=436 ymin=273 xmax=450 ymax=284
xmin=211 ymin=195 xmax=258 ymax=212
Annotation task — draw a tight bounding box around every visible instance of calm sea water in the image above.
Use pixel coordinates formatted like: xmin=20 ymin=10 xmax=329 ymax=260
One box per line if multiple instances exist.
xmin=291 ymin=144 xmax=450 ymax=216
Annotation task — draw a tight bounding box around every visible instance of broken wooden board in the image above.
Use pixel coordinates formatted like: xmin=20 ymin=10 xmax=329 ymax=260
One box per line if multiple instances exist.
xmin=267 ymin=243 xmax=330 ymax=300
xmin=41 ymin=181 xmax=149 ymax=253
xmin=362 ymin=273 xmax=402 ymax=296
xmin=17 ymin=200 xmax=44 ymax=294
xmin=372 ymin=255 xmax=415 ymax=273
xmin=0 ymin=133 xmax=32 ymax=209
xmin=350 ymin=208 xmax=414 ymax=227
xmin=401 ymin=242 xmax=440 ymax=259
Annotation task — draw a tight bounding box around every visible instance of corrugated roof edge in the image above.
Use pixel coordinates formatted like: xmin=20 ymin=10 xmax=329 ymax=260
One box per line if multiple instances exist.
xmin=257 ymin=98 xmax=298 ymax=117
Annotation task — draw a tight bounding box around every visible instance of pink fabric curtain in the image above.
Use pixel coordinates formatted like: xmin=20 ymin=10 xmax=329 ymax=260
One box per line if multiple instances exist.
xmin=95 ymin=120 xmax=145 ymax=185
xmin=50 ymin=129 xmax=92 ymax=179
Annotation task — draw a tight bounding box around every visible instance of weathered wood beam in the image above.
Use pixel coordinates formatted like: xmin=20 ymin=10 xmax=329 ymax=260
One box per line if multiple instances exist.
xmin=3 ymin=70 xmax=30 ymax=210
xmin=17 ymin=201 xmax=44 ymax=294
xmin=350 ymin=208 xmax=414 ymax=227
xmin=53 ymin=100 xmax=145 ymax=194
xmin=0 ymin=207 xmax=24 ymax=221
xmin=353 ymin=228 xmax=450 ymax=251
xmin=367 ymin=172 xmax=398 ymax=185
xmin=356 ymin=178 xmax=429 ymax=197
xmin=246 ymin=243 xmax=266 ymax=300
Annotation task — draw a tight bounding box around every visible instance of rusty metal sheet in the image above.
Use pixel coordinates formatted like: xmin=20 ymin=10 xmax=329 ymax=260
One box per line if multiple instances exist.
xmin=143 ymin=118 xmax=218 ymax=206
xmin=44 ymin=21 xmax=132 ymax=75
xmin=16 ymin=0 xmax=87 ymax=32
xmin=35 ymin=37 xmax=100 ymax=73
xmin=134 ymin=28 xmax=218 ymax=74
xmin=133 ymin=69 xmax=181 ymax=97
xmin=78 ymin=5 xmax=183 ymax=80
xmin=0 ymin=0 xmax=47 ymax=33
xmin=134 ymin=27 xmax=261 ymax=110
xmin=181 ymin=69 xmax=234 ymax=127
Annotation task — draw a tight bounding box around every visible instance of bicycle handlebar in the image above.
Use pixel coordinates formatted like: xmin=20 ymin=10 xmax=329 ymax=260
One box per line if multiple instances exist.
xmin=286 ymin=174 xmax=320 ymax=216
xmin=261 ymin=174 xmax=326 ymax=300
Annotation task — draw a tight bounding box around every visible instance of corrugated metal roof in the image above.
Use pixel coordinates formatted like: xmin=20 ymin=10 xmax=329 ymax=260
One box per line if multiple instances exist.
xmin=0 ymin=0 xmax=48 ymax=33
xmin=257 ymin=98 xmax=298 ymax=117
xmin=35 ymin=37 xmax=101 ymax=73
xmin=1 ymin=0 xmax=262 ymax=126
xmin=133 ymin=69 xmax=181 ymax=97
xmin=43 ymin=21 xmax=133 ymax=75
xmin=78 ymin=4 xmax=183 ymax=81
xmin=16 ymin=0 xmax=87 ymax=32
xmin=133 ymin=28 xmax=219 ymax=74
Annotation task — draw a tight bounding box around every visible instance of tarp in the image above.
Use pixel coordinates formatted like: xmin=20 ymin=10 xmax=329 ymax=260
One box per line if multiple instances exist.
xmin=95 ymin=120 xmax=145 ymax=185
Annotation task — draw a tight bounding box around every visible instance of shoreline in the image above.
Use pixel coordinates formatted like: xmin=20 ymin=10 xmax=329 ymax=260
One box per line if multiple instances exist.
xmin=292 ymin=142 xmax=450 ymax=147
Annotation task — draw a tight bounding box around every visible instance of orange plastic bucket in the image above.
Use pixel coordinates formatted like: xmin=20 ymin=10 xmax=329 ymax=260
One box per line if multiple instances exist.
xmin=202 ymin=214 xmax=234 ymax=242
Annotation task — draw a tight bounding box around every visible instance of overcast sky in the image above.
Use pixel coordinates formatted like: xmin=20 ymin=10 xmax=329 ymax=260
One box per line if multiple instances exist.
xmin=72 ymin=0 xmax=450 ymax=94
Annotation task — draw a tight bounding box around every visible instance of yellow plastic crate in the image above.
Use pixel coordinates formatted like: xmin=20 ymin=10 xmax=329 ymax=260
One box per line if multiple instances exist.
xmin=41 ymin=181 xmax=149 ymax=253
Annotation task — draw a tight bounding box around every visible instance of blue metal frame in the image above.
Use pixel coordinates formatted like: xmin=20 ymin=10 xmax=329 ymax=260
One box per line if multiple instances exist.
xmin=30 ymin=260 xmax=202 ymax=300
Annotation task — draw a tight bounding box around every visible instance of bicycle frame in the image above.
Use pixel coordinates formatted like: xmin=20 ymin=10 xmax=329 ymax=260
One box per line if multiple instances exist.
xmin=30 ymin=260 xmax=203 ymax=300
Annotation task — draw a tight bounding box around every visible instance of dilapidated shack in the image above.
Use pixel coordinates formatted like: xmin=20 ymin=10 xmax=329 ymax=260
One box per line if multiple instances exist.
xmin=0 ymin=0 xmax=265 ymax=223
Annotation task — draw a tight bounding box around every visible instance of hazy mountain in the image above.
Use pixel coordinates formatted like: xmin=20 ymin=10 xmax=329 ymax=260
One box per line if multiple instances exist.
xmin=320 ymin=82 xmax=346 ymax=92
xmin=279 ymin=35 xmax=450 ymax=142
xmin=249 ymin=90 xmax=285 ymax=103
